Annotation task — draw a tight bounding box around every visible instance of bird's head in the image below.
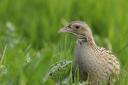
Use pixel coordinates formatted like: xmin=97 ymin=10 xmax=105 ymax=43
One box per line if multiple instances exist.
xmin=59 ymin=21 xmax=93 ymax=40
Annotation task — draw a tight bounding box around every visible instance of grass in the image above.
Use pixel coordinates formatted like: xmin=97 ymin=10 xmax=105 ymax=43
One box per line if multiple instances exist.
xmin=0 ymin=0 xmax=128 ymax=85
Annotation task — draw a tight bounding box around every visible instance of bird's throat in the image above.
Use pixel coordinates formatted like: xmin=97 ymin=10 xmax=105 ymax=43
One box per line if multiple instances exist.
xmin=77 ymin=36 xmax=97 ymax=50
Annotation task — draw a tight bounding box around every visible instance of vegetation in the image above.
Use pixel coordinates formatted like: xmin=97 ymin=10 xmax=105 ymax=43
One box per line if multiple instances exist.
xmin=0 ymin=0 xmax=128 ymax=85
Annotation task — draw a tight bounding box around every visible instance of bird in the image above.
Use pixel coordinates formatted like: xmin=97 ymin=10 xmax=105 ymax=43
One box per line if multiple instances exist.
xmin=59 ymin=21 xmax=120 ymax=85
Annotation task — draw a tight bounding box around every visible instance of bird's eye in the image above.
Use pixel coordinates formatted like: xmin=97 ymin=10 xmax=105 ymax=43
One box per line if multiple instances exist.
xmin=75 ymin=25 xmax=80 ymax=29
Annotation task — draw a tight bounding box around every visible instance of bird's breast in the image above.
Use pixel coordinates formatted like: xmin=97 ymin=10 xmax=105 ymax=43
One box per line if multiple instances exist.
xmin=75 ymin=43 xmax=109 ymax=80
xmin=75 ymin=43 xmax=98 ymax=71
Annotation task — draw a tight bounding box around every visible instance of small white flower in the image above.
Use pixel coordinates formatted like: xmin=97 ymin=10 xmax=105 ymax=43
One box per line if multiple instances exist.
xmin=25 ymin=53 xmax=31 ymax=63
xmin=6 ymin=21 xmax=15 ymax=32
xmin=0 ymin=65 xmax=7 ymax=76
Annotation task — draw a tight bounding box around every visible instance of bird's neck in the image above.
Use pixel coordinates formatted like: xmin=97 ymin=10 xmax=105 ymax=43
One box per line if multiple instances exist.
xmin=77 ymin=34 xmax=97 ymax=49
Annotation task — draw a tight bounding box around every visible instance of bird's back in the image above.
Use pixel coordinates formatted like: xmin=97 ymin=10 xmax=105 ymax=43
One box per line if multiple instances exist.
xmin=96 ymin=47 xmax=120 ymax=78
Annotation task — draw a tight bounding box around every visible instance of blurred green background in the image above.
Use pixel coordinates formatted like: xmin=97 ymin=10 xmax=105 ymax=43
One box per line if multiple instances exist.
xmin=0 ymin=0 xmax=128 ymax=85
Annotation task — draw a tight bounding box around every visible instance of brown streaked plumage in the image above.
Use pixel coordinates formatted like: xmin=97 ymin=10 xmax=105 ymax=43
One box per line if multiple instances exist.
xmin=59 ymin=21 xmax=120 ymax=85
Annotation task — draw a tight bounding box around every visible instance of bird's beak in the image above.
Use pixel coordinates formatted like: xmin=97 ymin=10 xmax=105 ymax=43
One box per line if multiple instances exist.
xmin=58 ymin=26 xmax=71 ymax=33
